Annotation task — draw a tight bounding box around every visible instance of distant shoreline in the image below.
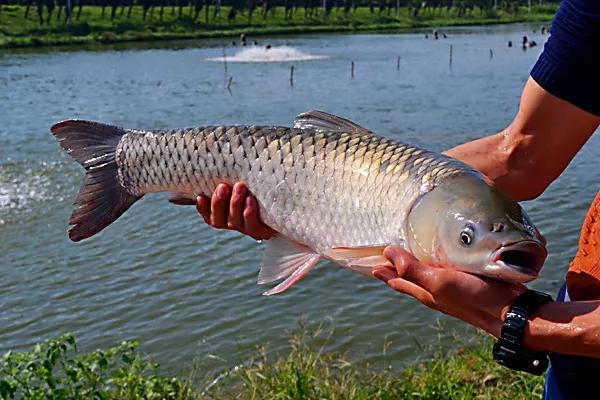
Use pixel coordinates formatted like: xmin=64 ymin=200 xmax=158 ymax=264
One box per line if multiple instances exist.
xmin=1 ymin=5 xmax=556 ymax=50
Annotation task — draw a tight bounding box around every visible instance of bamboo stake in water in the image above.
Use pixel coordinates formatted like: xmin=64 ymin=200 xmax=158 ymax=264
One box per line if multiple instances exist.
xmin=449 ymin=45 xmax=453 ymax=68
xmin=396 ymin=56 xmax=401 ymax=71
xmin=222 ymin=46 xmax=228 ymax=87
xmin=489 ymin=49 xmax=493 ymax=59
xmin=290 ymin=65 xmax=294 ymax=87
xmin=226 ymin=76 xmax=233 ymax=96
xmin=351 ymin=61 xmax=354 ymax=79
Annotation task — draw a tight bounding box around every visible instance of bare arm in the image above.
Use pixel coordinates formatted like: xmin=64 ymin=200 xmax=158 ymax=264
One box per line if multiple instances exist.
xmin=526 ymin=300 xmax=600 ymax=358
xmin=374 ymin=247 xmax=600 ymax=359
xmin=445 ymin=78 xmax=600 ymax=201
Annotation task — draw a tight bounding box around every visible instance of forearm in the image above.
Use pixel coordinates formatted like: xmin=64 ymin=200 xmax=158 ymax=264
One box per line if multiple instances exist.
xmin=445 ymin=79 xmax=600 ymax=201
xmin=524 ymin=301 xmax=600 ymax=358
xmin=443 ymin=129 xmax=522 ymax=199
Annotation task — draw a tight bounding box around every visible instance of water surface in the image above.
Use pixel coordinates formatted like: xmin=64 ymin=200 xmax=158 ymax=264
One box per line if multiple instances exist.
xmin=1 ymin=24 xmax=597 ymax=375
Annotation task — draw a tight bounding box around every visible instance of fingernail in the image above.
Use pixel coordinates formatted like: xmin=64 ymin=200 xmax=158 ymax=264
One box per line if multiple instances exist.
xmin=245 ymin=196 xmax=253 ymax=208
xmin=372 ymin=270 xmax=385 ymax=281
xmin=233 ymin=183 xmax=242 ymax=195
xmin=383 ymin=246 xmax=397 ymax=259
xmin=217 ymin=184 xmax=229 ymax=197
xmin=372 ymin=268 xmax=393 ymax=282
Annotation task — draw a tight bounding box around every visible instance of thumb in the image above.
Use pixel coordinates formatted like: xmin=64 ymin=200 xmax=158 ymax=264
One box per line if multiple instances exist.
xmin=383 ymin=246 xmax=439 ymax=291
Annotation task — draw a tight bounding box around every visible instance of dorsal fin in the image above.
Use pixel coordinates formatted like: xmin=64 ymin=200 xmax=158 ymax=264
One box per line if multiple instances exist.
xmin=293 ymin=110 xmax=374 ymax=135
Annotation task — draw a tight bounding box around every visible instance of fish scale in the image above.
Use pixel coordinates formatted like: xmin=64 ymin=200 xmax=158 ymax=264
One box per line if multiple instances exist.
xmin=114 ymin=124 xmax=468 ymax=253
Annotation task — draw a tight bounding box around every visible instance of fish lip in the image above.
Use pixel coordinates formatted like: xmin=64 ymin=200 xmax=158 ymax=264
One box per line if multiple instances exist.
xmin=490 ymin=240 xmax=547 ymax=278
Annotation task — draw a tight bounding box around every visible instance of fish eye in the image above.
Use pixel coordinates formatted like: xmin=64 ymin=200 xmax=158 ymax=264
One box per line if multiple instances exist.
xmin=460 ymin=225 xmax=475 ymax=246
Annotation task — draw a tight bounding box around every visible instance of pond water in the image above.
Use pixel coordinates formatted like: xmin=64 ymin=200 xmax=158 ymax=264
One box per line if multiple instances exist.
xmin=1 ymin=23 xmax=598 ymax=377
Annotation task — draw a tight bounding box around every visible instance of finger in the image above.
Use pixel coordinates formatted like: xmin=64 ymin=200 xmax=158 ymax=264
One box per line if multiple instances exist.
xmin=384 ymin=246 xmax=526 ymax=322
xmin=196 ymin=196 xmax=211 ymax=224
xmin=243 ymin=196 xmax=276 ymax=240
xmin=384 ymin=246 xmax=418 ymax=273
xmin=228 ymin=182 xmax=247 ymax=231
xmin=210 ymin=184 xmax=231 ymax=228
xmin=384 ymin=246 xmax=441 ymax=290
xmin=386 ymin=278 xmax=436 ymax=308
xmin=372 ymin=266 xmax=398 ymax=282
xmin=386 ymin=277 xmax=498 ymax=333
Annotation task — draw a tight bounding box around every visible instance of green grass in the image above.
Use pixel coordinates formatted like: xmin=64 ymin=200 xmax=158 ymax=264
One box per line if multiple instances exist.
xmin=0 ymin=333 xmax=193 ymax=400
xmin=204 ymin=327 xmax=546 ymax=399
xmin=1 ymin=328 xmax=545 ymax=399
xmin=0 ymin=4 xmax=557 ymax=49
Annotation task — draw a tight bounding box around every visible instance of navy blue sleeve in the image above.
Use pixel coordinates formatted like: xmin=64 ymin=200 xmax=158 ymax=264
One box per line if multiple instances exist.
xmin=530 ymin=0 xmax=600 ymax=116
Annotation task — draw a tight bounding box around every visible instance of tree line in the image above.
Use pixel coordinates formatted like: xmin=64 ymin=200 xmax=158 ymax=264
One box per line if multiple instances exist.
xmin=1 ymin=0 xmax=558 ymax=25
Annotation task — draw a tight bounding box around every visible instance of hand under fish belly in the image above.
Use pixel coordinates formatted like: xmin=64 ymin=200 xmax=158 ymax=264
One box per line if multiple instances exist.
xmin=51 ymin=111 xmax=547 ymax=295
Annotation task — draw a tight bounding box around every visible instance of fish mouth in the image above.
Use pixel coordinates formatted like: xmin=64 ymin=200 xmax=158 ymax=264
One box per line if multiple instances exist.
xmin=490 ymin=241 xmax=547 ymax=280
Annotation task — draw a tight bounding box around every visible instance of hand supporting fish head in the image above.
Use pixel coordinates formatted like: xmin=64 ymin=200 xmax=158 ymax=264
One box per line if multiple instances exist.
xmin=405 ymin=174 xmax=547 ymax=283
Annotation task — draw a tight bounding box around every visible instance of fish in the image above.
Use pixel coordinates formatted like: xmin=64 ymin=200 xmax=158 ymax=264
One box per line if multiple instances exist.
xmin=51 ymin=110 xmax=547 ymax=295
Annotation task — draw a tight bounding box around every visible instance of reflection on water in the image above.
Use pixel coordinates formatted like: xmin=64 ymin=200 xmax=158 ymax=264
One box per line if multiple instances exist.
xmin=1 ymin=24 xmax=596 ymax=374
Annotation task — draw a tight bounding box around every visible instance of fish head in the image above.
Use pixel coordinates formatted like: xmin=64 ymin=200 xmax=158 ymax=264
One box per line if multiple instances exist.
xmin=406 ymin=174 xmax=546 ymax=283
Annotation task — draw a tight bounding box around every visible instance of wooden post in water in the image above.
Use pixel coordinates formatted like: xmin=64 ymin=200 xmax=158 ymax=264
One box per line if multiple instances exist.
xmin=351 ymin=61 xmax=354 ymax=79
xmin=449 ymin=45 xmax=453 ymax=68
xmin=222 ymin=46 xmax=228 ymax=87
xmin=226 ymin=76 xmax=233 ymax=96
xmin=290 ymin=65 xmax=294 ymax=87
xmin=396 ymin=56 xmax=401 ymax=71
xmin=489 ymin=49 xmax=493 ymax=59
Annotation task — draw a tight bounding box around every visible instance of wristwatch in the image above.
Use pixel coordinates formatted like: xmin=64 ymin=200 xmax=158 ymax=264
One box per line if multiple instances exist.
xmin=493 ymin=289 xmax=553 ymax=375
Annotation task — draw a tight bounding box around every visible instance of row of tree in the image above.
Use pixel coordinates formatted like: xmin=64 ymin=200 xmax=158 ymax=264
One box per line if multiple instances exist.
xmin=2 ymin=0 xmax=558 ymax=25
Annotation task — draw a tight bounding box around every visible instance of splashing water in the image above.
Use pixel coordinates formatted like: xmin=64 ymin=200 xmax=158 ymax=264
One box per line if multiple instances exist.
xmin=208 ymin=46 xmax=328 ymax=63
xmin=0 ymin=162 xmax=72 ymax=225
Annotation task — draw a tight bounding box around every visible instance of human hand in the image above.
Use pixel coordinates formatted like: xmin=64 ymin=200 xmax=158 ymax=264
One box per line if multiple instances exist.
xmin=372 ymin=246 xmax=527 ymax=337
xmin=176 ymin=182 xmax=276 ymax=241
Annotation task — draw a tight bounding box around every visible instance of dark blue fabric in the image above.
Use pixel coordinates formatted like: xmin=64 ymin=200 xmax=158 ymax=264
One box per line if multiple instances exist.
xmin=530 ymin=0 xmax=600 ymax=116
xmin=543 ymin=285 xmax=600 ymax=400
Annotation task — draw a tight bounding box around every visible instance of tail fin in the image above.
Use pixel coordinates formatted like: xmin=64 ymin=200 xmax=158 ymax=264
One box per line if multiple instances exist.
xmin=51 ymin=120 xmax=141 ymax=242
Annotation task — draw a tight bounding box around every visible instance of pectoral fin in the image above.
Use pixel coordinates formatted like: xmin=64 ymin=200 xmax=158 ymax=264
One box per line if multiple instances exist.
xmin=259 ymin=235 xmax=321 ymax=296
xmin=323 ymin=245 xmax=392 ymax=276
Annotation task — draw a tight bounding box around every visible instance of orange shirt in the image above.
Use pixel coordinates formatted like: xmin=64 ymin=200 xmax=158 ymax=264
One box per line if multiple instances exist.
xmin=567 ymin=191 xmax=600 ymax=301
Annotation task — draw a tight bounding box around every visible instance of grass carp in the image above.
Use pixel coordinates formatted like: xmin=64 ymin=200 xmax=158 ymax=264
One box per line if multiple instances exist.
xmin=51 ymin=111 xmax=547 ymax=295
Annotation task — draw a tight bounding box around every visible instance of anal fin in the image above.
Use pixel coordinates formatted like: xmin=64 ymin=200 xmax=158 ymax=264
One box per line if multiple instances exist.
xmin=259 ymin=235 xmax=320 ymax=296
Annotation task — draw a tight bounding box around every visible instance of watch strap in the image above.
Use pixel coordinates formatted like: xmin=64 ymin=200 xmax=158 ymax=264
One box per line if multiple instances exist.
xmin=493 ymin=289 xmax=553 ymax=375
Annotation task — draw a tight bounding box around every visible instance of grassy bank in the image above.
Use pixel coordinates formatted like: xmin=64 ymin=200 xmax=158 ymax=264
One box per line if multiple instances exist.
xmin=1 ymin=330 xmax=545 ymax=399
xmin=0 ymin=4 xmax=557 ymax=49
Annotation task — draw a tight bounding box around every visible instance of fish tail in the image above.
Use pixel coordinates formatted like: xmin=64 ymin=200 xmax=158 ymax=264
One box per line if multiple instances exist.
xmin=51 ymin=120 xmax=141 ymax=242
